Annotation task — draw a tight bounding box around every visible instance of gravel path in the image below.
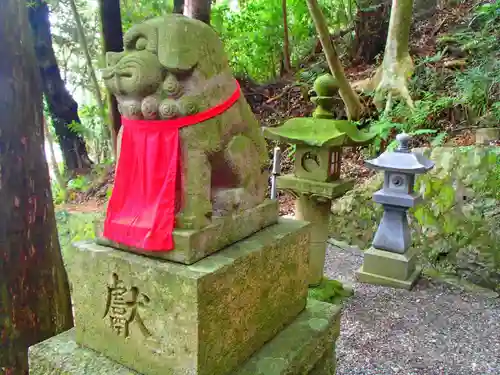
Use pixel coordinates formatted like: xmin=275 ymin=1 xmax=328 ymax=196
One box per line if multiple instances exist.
xmin=324 ymin=240 xmax=500 ymax=375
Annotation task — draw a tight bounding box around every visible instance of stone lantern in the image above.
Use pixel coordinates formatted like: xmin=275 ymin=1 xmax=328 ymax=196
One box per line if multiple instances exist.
xmin=263 ymin=75 xmax=375 ymax=286
xmin=356 ymin=133 xmax=435 ymax=290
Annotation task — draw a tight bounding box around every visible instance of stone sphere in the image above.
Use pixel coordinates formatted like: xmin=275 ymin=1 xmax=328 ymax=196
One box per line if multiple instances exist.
xmin=313 ymin=74 xmax=339 ymax=96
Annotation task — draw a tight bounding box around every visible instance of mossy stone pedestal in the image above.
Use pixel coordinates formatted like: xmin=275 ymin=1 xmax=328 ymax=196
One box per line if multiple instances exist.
xmin=264 ymin=116 xmax=375 ymax=287
xmin=295 ymin=195 xmax=336 ymax=286
xmin=29 ymin=219 xmax=342 ymax=375
xmin=29 ymin=299 xmax=341 ymax=375
xmin=97 ymin=199 xmax=279 ymax=265
xmin=289 ymin=181 xmax=353 ymax=286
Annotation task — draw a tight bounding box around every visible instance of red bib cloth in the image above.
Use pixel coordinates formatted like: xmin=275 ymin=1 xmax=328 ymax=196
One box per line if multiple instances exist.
xmin=103 ymin=81 xmax=241 ymax=251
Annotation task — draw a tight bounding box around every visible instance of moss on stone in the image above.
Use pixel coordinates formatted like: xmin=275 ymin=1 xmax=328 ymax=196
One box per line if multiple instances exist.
xmin=263 ymin=118 xmax=375 ymax=147
xmin=312 ymin=74 xmax=339 ymax=96
xmin=278 ymin=174 xmax=354 ymax=200
xmin=98 ymin=199 xmax=279 ymax=264
xmin=56 ymin=201 xmax=280 ymax=266
xmin=28 ymin=331 xmax=141 ymax=375
xmin=65 ymin=219 xmax=312 ymax=375
xmin=233 ymin=298 xmax=341 ymax=375
xmin=308 ymin=278 xmax=354 ymax=305
xmin=29 ymin=299 xmax=340 ymax=375
xmin=329 ymin=173 xmax=384 ymax=249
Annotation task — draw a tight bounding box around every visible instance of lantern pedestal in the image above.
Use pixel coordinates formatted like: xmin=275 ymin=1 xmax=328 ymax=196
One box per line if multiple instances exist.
xmin=356 ymin=247 xmax=421 ymax=290
xmin=277 ymin=175 xmax=355 ymax=286
xmin=371 ymin=205 xmax=412 ymax=254
xmin=295 ymin=195 xmax=332 ymax=286
xmin=277 ymin=176 xmax=354 ymax=287
xmin=277 ymin=176 xmax=355 ymax=286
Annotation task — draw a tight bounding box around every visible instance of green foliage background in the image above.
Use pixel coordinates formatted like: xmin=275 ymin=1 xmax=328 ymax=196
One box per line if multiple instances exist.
xmin=211 ymin=0 xmax=354 ymax=81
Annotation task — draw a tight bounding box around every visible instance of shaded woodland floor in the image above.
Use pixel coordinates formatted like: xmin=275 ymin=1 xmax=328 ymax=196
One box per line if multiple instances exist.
xmin=325 ymin=241 xmax=500 ymax=374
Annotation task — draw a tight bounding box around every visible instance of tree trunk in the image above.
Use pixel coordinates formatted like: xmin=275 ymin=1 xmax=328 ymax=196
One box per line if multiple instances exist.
xmin=352 ymin=2 xmax=390 ymax=64
xmin=27 ymin=0 xmax=93 ymax=175
xmin=0 ymin=0 xmax=74 ymax=372
xmin=173 ymin=0 xmax=185 ymax=13
xmin=385 ymin=0 xmax=413 ymax=62
xmin=282 ymin=0 xmax=292 ymax=73
xmin=183 ymin=0 xmax=211 ymax=24
xmin=306 ymin=0 xmax=365 ymax=120
xmin=69 ymin=0 xmax=111 ymax=161
xmin=371 ymin=0 xmax=415 ymax=111
xmin=98 ymin=0 xmax=123 ymax=158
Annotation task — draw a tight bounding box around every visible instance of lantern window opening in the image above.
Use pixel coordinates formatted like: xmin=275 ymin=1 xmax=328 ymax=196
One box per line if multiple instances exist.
xmin=329 ymin=148 xmax=342 ymax=181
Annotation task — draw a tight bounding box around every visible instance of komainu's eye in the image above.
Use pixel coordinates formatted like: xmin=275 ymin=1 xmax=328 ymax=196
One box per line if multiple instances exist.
xmin=136 ymin=37 xmax=148 ymax=51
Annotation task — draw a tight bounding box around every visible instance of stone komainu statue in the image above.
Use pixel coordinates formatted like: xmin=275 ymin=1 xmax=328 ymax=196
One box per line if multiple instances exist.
xmin=101 ymin=14 xmax=269 ymax=233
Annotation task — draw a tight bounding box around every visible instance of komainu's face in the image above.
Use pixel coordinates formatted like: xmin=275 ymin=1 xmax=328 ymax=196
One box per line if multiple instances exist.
xmin=101 ymin=41 xmax=165 ymax=99
xmin=101 ymin=14 xmax=233 ymax=120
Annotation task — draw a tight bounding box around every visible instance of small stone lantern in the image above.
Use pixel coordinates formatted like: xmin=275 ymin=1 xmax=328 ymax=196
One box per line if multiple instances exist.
xmin=263 ymin=81 xmax=376 ymax=286
xmin=356 ymin=133 xmax=435 ymax=290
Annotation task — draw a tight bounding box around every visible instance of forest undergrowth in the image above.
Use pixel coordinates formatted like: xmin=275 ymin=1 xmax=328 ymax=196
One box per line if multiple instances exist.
xmin=57 ymin=0 xmax=499 ymax=217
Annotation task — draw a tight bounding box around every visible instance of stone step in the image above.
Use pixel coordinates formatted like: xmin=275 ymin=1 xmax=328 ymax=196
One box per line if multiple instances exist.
xmin=29 ymin=299 xmax=341 ymax=375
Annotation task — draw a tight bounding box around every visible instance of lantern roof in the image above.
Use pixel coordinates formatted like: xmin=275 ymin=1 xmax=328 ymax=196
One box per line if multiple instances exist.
xmin=262 ymin=118 xmax=376 ymax=148
xmin=365 ymin=133 xmax=435 ymax=173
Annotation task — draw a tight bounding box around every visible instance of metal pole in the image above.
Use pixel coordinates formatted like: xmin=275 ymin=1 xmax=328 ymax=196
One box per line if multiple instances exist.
xmin=270 ymin=147 xmax=281 ymax=200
